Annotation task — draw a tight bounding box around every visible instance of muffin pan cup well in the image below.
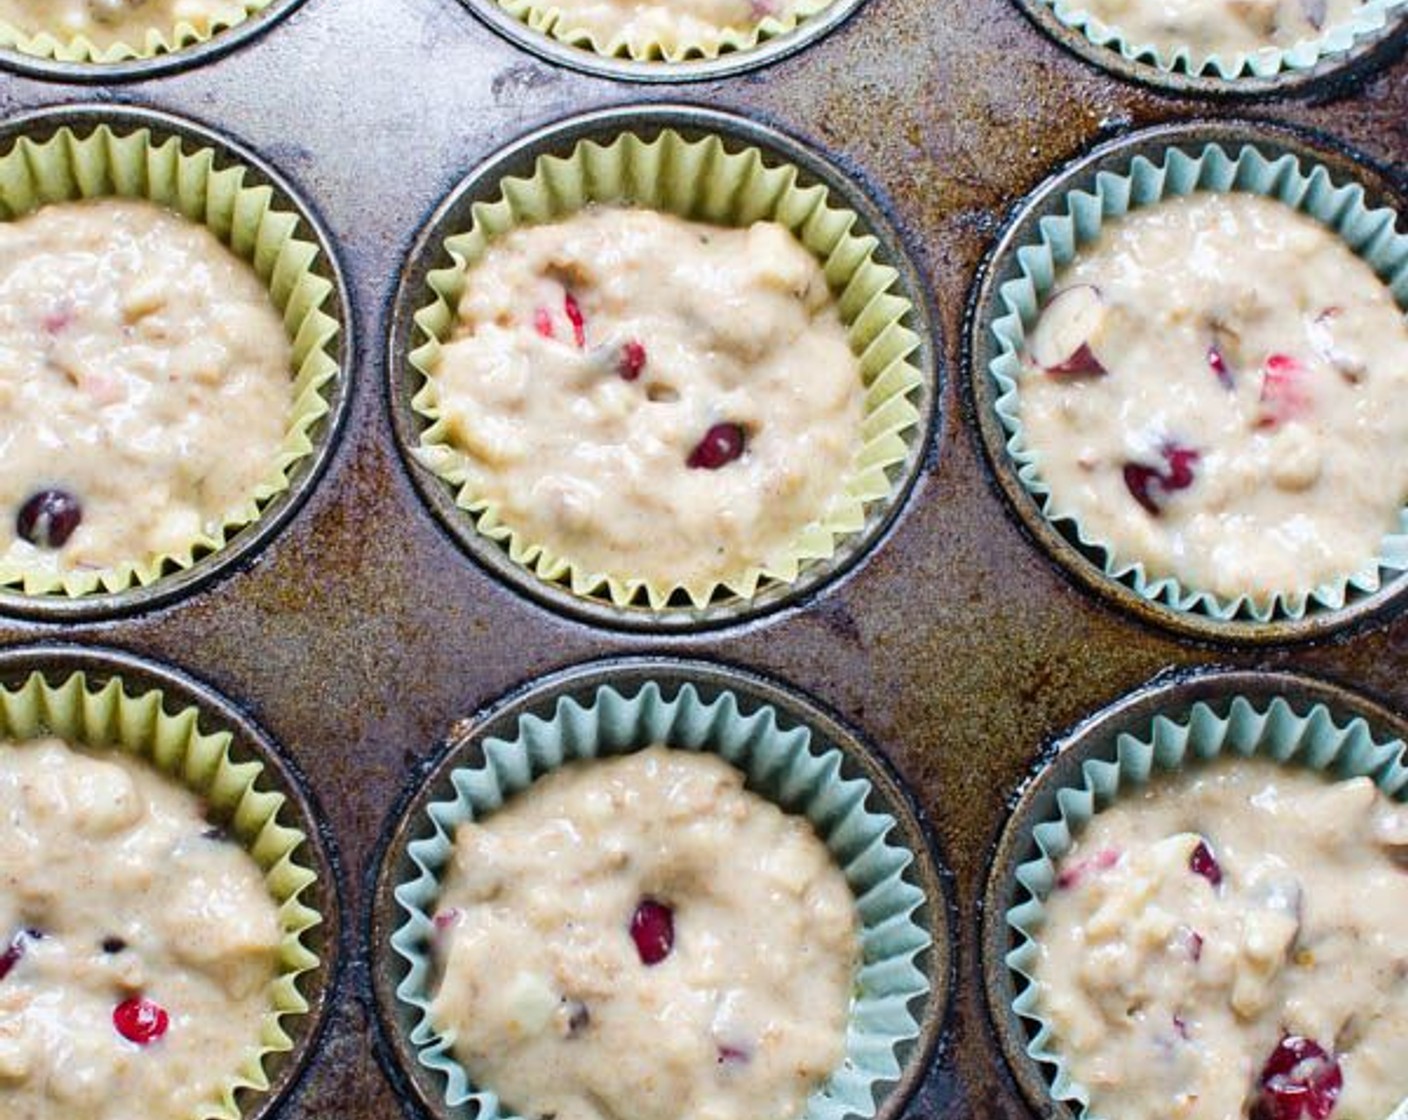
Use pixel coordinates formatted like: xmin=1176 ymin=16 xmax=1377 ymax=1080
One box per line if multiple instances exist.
xmin=980 ymin=667 xmax=1408 ymax=1120
xmin=967 ymin=118 xmax=1408 ymax=646
xmin=0 ymin=642 xmax=342 ymax=1120
xmin=0 ymin=0 xmax=310 ymax=82
xmin=0 ymin=104 xmax=351 ymax=621
xmin=369 ymin=656 xmax=950 ymax=1120
xmin=448 ymin=0 xmax=869 ymax=81
xmin=389 ymin=103 xmax=937 ymax=632
xmin=1006 ymin=0 xmax=1407 ymax=96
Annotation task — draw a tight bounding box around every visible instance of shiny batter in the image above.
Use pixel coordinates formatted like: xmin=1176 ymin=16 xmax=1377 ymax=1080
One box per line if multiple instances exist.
xmin=0 ymin=0 xmax=248 ymax=47
xmin=0 ymin=199 xmax=292 ymax=580
xmin=1070 ymin=0 xmax=1368 ymax=61
xmin=430 ymin=746 xmax=860 ymax=1120
xmin=1018 ymin=192 xmax=1408 ymax=606
xmin=0 ymin=737 xmax=282 ymax=1120
xmin=1035 ymin=759 xmax=1408 ymax=1120
xmin=425 ymin=206 xmax=864 ymax=591
xmin=528 ymin=0 xmax=812 ymax=54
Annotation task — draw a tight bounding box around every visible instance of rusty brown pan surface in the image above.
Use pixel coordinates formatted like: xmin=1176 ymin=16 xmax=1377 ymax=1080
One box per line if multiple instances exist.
xmin=0 ymin=0 xmax=1403 ymax=1116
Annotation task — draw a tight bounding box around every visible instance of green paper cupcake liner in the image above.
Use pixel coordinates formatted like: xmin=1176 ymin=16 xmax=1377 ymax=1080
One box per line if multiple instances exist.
xmin=0 ymin=666 xmax=323 ymax=1120
xmin=0 ymin=122 xmax=340 ymax=598
xmin=391 ymin=679 xmax=933 ymax=1120
xmin=1003 ymin=692 xmax=1408 ymax=1119
xmin=0 ymin=1 xmax=274 ymax=64
xmin=494 ymin=0 xmax=836 ymax=63
xmin=1043 ymin=0 xmax=1406 ymax=79
xmin=409 ymin=127 xmax=924 ymax=612
xmin=988 ymin=140 xmax=1408 ymax=624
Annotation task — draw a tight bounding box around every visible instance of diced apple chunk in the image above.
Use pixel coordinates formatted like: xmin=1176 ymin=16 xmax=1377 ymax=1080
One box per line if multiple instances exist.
xmin=1028 ymin=285 xmax=1112 ymax=377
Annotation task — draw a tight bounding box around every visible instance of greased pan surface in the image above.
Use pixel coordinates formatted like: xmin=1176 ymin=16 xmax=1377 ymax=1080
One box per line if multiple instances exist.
xmin=0 ymin=0 xmax=1402 ymax=1117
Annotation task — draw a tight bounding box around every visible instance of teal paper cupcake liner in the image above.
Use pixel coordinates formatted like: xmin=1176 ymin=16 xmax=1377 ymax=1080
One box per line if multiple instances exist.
xmin=988 ymin=140 xmax=1408 ymax=624
xmin=1003 ymin=692 xmax=1408 ymax=1118
xmin=390 ymin=679 xmax=933 ymax=1120
xmin=1043 ymin=0 xmax=1406 ymax=79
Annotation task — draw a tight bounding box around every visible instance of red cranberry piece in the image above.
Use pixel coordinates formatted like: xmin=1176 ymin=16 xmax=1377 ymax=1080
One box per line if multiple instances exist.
xmin=1190 ymin=839 xmax=1223 ymax=888
xmin=1123 ymin=463 xmax=1163 ymax=516
xmin=1256 ymin=354 xmax=1313 ymax=429
xmin=629 ymin=899 xmax=674 ymax=966
xmin=432 ymin=908 xmax=460 ymax=932
xmin=533 ymin=307 xmax=555 ymax=339
xmin=16 ymin=489 xmax=82 ymax=549
xmin=716 ymin=1044 xmax=751 ymax=1066
xmin=618 ymin=340 xmax=646 ymax=382
xmin=1122 ymin=443 xmax=1200 ymax=516
xmin=0 ymin=929 xmax=35 ymax=982
xmin=1208 ymin=345 xmax=1234 ymax=390
xmin=563 ymin=292 xmax=587 ymax=349
xmin=1056 ymin=847 xmax=1120 ymax=890
xmin=113 ymin=996 xmax=169 ymax=1045
xmin=686 ymin=423 xmax=746 ymax=470
xmin=1253 ymin=1036 xmax=1342 ymax=1120
xmin=41 ymin=307 xmax=73 ymax=335
xmin=1175 ymin=925 xmax=1204 ymax=962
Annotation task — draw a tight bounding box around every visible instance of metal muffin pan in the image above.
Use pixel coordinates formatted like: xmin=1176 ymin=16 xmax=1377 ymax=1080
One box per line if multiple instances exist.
xmin=388 ymin=101 xmax=939 ymax=632
xmin=368 ymin=656 xmax=951 ymax=1120
xmin=0 ymin=0 xmax=1401 ymax=1116
xmin=980 ymin=667 xmax=1408 ymax=1120
xmin=967 ymin=118 xmax=1408 ymax=647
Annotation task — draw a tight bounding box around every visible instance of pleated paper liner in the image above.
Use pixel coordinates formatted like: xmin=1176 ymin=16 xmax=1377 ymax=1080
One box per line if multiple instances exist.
xmin=1002 ymin=688 xmax=1408 ymax=1119
xmin=390 ymin=676 xmax=934 ymax=1120
xmin=0 ymin=119 xmax=341 ymax=599
xmin=0 ymin=664 xmax=324 ymax=1120
xmin=489 ymin=0 xmax=837 ymax=64
xmin=0 ymin=0 xmax=276 ymax=65
xmin=987 ymin=139 xmax=1408 ymax=625
xmin=408 ymin=125 xmax=924 ymax=613
xmin=1040 ymin=0 xmax=1405 ymax=80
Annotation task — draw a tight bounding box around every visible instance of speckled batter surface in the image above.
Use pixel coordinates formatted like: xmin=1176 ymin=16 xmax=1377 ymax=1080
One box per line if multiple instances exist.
xmin=523 ymin=0 xmax=816 ymax=53
xmin=0 ymin=199 xmax=292 ymax=581
xmin=1036 ymin=759 xmax=1408 ymax=1120
xmin=1069 ymin=0 xmax=1368 ymax=62
xmin=429 ymin=746 xmax=860 ymax=1120
xmin=0 ymin=0 xmax=249 ymax=47
xmin=0 ymin=737 xmax=282 ymax=1120
xmin=1018 ymin=192 xmax=1408 ymax=606
xmin=425 ymin=205 xmax=864 ymax=593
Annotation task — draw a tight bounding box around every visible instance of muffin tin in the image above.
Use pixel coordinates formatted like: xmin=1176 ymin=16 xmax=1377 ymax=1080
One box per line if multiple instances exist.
xmin=0 ymin=0 xmax=1403 ymax=1117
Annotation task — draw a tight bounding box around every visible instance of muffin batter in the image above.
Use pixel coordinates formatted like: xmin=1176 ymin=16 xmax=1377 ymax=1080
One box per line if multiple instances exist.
xmin=0 ymin=199 xmax=292 ymax=581
xmin=526 ymin=0 xmax=813 ymax=54
xmin=430 ymin=746 xmax=860 ymax=1120
xmin=1067 ymin=0 xmax=1369 ymax=62
xmin=1035 ymin=760 xmax=1408 ymax=1120
xmin=0 ymin=737 xmax=282 ymax=1120
xmin=1017 ymin=192 xmax=1408 ymax=606
xmin=0 ymin=0 xmax=248 ymax=47
xmin=425 ymin=206 xmax=864 ymax=591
